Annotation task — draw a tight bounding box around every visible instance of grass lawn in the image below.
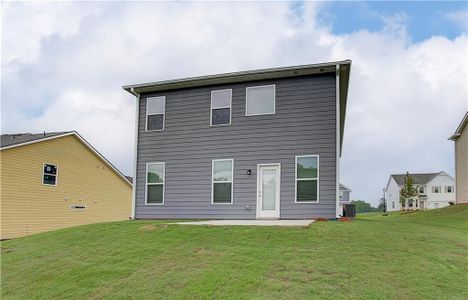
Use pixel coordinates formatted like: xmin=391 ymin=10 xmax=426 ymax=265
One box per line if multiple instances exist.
xmin=1 ymin=205 xmax=467 ymax=299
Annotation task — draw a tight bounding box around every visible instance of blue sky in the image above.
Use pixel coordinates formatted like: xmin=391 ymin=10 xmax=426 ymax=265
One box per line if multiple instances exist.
xmin=2 ymin=1 xmax=467 ymax=205
xmin=317 ymin=1 xmax=467 ymax=41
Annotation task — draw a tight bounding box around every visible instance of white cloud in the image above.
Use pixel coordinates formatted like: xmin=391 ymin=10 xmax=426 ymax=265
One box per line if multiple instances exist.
xmin=445 ymin=8 xmax=468 ymax=31
xmin=1 ymin=2 xmax=467 ymax=204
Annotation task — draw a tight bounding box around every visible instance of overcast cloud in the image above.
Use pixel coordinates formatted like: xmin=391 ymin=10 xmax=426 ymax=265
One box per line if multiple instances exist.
xmin=2 ymin=1 xmax=467 ymax=205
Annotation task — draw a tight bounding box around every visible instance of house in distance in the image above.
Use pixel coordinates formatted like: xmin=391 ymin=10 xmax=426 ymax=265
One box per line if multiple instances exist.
xmin=385 ymin=172 xmax=455 ymax=211
xmin=0 ymin=131 xmax=132 ymax=239
xmin=124 ymin=60 xmax=351 ymax=219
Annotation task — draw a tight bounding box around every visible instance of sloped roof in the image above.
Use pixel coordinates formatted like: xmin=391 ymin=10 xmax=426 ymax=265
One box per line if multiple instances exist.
xmin=449 ymin=111 xmax=468 ymax=140
xmin=1 ymin=131 xmax=73 ymax=148
xmin=391 ymin=173 xmax=439 ymax=186
xmin=1 ymin=131 xmax=132 ymax=186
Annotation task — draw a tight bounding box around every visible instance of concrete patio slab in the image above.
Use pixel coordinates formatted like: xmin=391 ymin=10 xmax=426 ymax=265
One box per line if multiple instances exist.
xmin=170 ymin=219 xmax=314 ymax=226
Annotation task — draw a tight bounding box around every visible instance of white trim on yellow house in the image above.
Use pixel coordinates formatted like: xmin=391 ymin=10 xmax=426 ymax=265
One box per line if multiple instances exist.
xmin=1 ymin=131 xmax=132 ymax=187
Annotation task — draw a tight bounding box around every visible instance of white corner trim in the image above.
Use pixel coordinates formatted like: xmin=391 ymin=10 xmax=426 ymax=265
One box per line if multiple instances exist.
xmin=335 ymin=64 xmax=340 ymax=217
xmin=131 ymin=92 xmax=140 ymax=218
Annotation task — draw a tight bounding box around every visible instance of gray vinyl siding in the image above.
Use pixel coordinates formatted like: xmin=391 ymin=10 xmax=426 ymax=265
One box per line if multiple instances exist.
xmin=135 ymin=73 xmax=337 ymax=219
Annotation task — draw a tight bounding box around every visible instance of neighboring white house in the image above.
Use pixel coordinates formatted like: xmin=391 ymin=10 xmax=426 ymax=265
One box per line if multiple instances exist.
xmin=338 ymin=183 xmax=351 ymax=216
xmin=385 ymin=172 xmax=455 ymax=211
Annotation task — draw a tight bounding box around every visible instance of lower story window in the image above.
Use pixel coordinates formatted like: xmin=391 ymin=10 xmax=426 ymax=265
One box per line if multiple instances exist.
xmin=212 ymin=159 xmax=233 ymax=204
xmin=146 ymin=162 xmax=165 ymax=204
xmin=295 ymin=155 xmax=319 ymax=203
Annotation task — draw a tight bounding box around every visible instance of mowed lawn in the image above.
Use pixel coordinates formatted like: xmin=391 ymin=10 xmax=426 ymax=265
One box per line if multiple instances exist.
xmin=1 ymin=206 xmax=467 ymax=299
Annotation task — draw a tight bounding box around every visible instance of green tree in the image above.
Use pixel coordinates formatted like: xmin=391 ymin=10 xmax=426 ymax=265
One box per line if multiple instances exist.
xmin=351 ymin=200 xmax=373 ymax=213
xmin=399 ymin=172 xmax=418 ymax=210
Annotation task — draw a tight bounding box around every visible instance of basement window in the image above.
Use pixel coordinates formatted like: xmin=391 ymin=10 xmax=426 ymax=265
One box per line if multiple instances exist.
xmin=146 ymin=96 xmax=165 ymax=131
xmin=43 ymin=164 xmax=57 ymax=186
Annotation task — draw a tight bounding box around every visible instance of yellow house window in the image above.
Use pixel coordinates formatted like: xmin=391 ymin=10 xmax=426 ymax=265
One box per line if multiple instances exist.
xmin=43 ymin=164 xmax=57 ymax=186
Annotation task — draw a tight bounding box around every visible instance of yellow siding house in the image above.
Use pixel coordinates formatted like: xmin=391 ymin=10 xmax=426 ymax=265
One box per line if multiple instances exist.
xmin=0 ymin=131 xmax=132 ymax=239
xmin=449 ymin=112 xmax=468 ymax=204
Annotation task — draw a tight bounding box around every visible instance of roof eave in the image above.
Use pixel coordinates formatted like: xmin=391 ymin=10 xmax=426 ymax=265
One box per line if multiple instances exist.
xmin=122 ymin=60 xmax=352 ymax=95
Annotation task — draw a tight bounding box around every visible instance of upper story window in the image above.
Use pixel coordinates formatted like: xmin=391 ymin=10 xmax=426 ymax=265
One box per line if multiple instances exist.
xmin=246 ymin=85 xmax=275 ymax=116
xmin=212 ymin=159 xmax=233 ymax=204
xmin=295 ymin=155 xmax=319 ymax=203
xmin=445 ymin=186 xmax=454 ymax=193
xmin=432 ymin=186 xmax=441 ymax=193
xmin=419 ymin=186 xmax=425 ymax=194
xmin=146 ymin=96 xmax=165 ymax=131
xmin=146 ymin=163 xmax=165 ymax=205
xmin=211 ymin=89 xmax=232 ymax=126
xmin=43 ymin=164 xmax=57 ymax=186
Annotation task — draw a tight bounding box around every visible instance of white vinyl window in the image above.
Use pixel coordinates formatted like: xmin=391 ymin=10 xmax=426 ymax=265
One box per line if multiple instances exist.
xmin=295 ymin=155 xmax=319 ymax=203
xmin=146 ymin=96 xmax=165 ymax=131
xmin=211 ymin=89 xmax=232 ymax=126
xmin=212 ymin=159 xmax=233 ymax=204
xmin=246 ymin=85 xmax=275 ymax=116
xmin=432 ymin=186 xmax=441 ymax=193
xmin=42 ymin=164 xmax=58 ymax=186
xmin=146 ymin=163 xmax=165 ymax=205
xmin=445 ymin=186 xmax=454 ymax=193
xmin=419 ymin=186 xmax=425 ymax=194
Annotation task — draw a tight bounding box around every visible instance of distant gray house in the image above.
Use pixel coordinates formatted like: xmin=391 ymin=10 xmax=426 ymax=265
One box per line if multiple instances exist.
xmin=338 ymin=183 xmax=352 ymax=216
xmin=123 ymin=61 xmax=351 ymax=219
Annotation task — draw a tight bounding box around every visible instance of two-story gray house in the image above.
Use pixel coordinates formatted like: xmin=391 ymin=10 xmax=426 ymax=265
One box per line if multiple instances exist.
xmin=123 ymin=60 xmax=351 ymax=219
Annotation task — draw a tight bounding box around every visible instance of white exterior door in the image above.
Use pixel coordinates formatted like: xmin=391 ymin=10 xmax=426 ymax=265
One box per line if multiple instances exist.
xmin=257 ymin=164 xmax=281 ymax=219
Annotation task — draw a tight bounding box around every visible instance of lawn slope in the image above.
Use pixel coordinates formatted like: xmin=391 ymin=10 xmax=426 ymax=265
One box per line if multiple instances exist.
xmin=1 ymin=205 xmax=467 ymax=299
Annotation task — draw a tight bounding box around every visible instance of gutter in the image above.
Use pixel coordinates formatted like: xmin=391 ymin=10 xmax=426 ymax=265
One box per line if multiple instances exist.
xmin=130 ymin=87 xmax=140 ymax=219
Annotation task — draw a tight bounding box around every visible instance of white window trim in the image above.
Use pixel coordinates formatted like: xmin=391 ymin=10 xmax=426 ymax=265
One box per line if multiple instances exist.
xmin=210 ymin=89 xmax=232 ymax=126
xmin=42 ymin=163 xmax=58 ymax=186
xmin=145 ymin=162 xmax=165 ymax=205
xmin=295 ymin=155 xmax=320 ymax=203
xmin=146 ymin=96 xmax=166 ymax=132
xmin=211 ymin=159 xmax=234 ymax=204
xmin=245 ymin=84 xmax=276 ymax=116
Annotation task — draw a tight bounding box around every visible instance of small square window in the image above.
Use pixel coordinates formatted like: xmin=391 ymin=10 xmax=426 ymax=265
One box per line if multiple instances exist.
xmin=246 ymin=85 xmax=275 ymax=116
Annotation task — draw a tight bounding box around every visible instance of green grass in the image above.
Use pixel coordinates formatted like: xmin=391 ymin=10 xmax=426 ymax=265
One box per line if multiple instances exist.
xmin=1 ymin=205 xmax=467 ymax=299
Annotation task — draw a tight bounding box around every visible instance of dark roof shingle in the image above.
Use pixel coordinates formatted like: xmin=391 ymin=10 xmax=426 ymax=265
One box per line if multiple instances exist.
xmin=391 ymin=173 xmax=439 ymax=185
xmin=1 ymin=132 xmax=73 ymax=148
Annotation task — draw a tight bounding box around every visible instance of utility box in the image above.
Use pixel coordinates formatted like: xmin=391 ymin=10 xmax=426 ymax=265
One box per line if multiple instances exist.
xmin=343 ymin=204 xmax=356 ymax=217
